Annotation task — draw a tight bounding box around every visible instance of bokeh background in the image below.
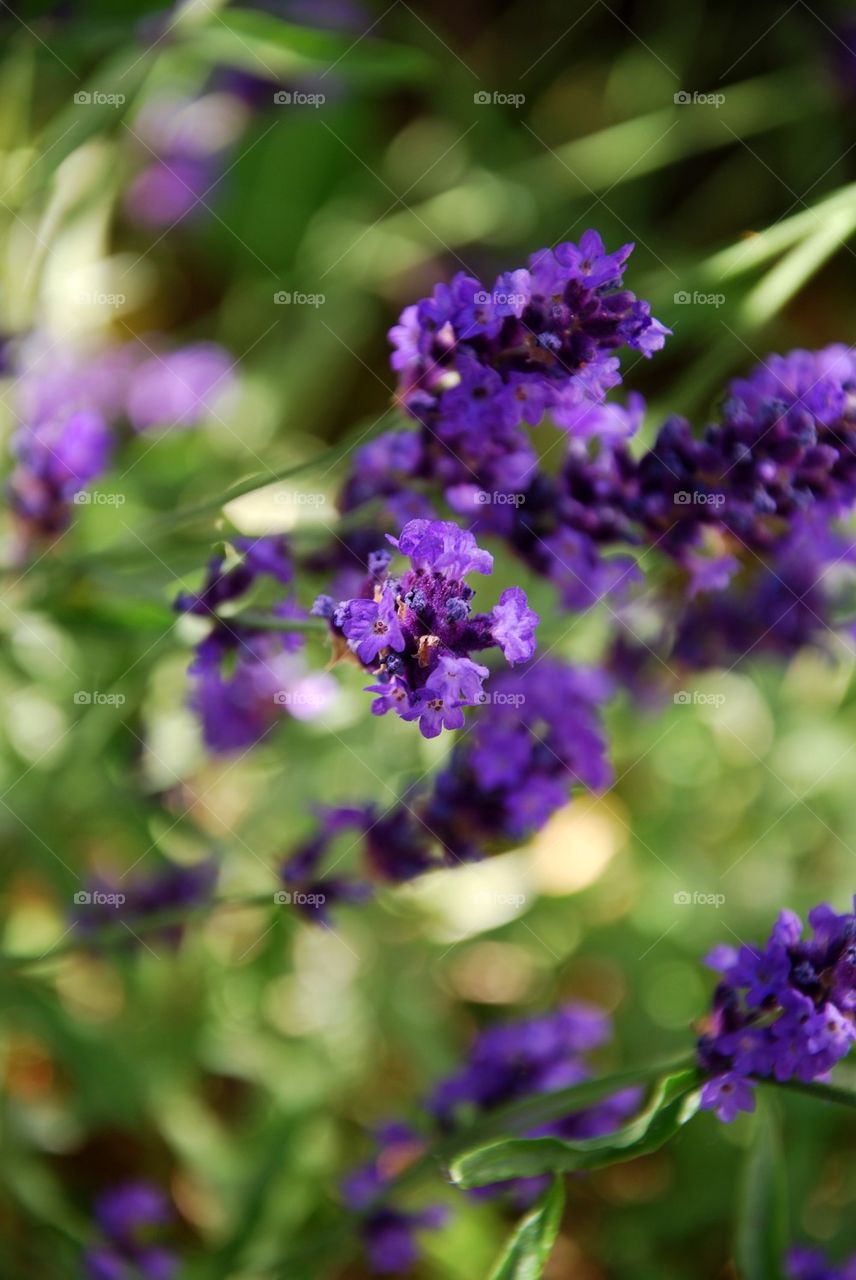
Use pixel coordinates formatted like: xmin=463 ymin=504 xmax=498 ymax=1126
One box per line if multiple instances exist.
xmin=2 ymin=1 xmax=856 ymax=1276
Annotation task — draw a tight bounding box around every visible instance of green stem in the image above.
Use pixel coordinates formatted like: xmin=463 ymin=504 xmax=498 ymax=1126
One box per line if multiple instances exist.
xmin=755 ymin=1076 xmax=856 ymax=1112
xmin=2 ymin=892 xmax=278 ymax=971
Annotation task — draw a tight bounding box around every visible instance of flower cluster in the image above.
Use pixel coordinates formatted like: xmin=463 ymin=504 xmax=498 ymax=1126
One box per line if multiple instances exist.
xmin=340 ymin=232 xmax=666 ymax=523
xmin=281 ymin=658 xmax=611 ymax=900
xmin=176 ymin=536 xmax=335 ymax=753
xmin=342 ymin=1123 xmax=446 ymax=1275
xmin=344 ymin=1004 xmax=641 ymax=1274
xmin=423 ymin=660 xmax=612 ymax=856
xmin=72 ymin=859 xmax=218 ymax=948
xmin=697 ymin=900 xmax=856 ymax=1122
xmin=316 ymin=518 xmax=539 ymax=737
xmin=84 ymin=1182 xmax=178 ymax=1280
xmin=787 ymin=1246 xmax=856 ymax=1280
xmin=8 ymin=333 xmax=234 ymax=544
xmin=340 ymin=332 xmax=856 ymax=669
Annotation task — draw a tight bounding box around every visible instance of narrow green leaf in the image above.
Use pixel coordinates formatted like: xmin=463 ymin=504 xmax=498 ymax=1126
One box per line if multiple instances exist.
xmin=736 ymin=1099 xmax=788 ymax=1280
xmin=450 ymin=1069 xmax=702 ymax=1190
xmin=193 ymin=10 xmax=431 ymax=84
xmin=487 ymin=1177 xmax=565 ymax=1280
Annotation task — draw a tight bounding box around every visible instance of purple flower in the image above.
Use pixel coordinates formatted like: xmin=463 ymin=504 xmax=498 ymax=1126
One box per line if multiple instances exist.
xmin=339 ymin=587 xmax=406 ymax=664
xmin=10 ymin=409 xmax=113 ymax=536
xmin=343 ymin=1003 xmax=641 ymax=1273
xmin=7 ymin=333 xmax=238 ymax=548
xmin=176 ymin=536 xmax=334 ymax=753
xmin=322 ymin=519 xmax=537 ymax=737
xmin=698 ymin=898 xmax=856 ymax=1121
xmin=73 ymin=860 xmax=217 ymax=949
xmin=126 ymin=342 xmax=234 ymax=431
xmin=699 ymin=1072 xmax=756 ymax=1123
xmin=490 ymin=587 xmax=539 ymax=664
xmin=342 ymin=1126 xmax=446 ymax=1275
xmin=787 ymin=1246 xmax=856 ymax=1280
xmin=280 ymin=658 xmax=611 ymax=899
xmin=85 ymin=1182 xmax=178 ymax=1280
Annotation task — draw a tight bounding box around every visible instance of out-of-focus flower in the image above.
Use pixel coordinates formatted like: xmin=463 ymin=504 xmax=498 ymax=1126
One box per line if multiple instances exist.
xmin=786 ymin=1245 xmax=856 ymax=1280
xmin=7 ymin=334 xmax=236 ymax=545
xmin=343 ymin=1004 xmax=642 ymax=1273
xmin=176 ymin=536 xmax=335 ymax=753
xmin=126 ymin=342 xmax=234 ymax=432
xmin=84 ymin=1182 xmax=178 ymax=1280
xmin=73 ymin=860 xmax=218 ymax=948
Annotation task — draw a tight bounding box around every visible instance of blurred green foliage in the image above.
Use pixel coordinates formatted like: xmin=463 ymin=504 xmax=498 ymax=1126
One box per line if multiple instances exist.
xmin=2 ymin=1 xmax=856 ymax=1277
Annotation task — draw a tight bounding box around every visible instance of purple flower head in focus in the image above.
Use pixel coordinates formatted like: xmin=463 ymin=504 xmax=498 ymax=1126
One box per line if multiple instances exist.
xmin=322 ymin=518 xmax=539 ymax=737
xmin=698 ymin=899 xmax=856 ymax=1121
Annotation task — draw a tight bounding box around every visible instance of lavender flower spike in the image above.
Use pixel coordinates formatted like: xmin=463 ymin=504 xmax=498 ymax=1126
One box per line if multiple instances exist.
xmin=697 ymin=898 xmax=856 ymax=1122
xmin=321 ymin=518 xmax=539 ymax=738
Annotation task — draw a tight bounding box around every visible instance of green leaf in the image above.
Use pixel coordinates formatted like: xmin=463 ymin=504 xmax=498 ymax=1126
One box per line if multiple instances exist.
xmin=450 ymin=1069 xmax=702 ymax=1190
xmin=736 ymin=1100 xmax=788 ymax=1280
xmin=192 ymin=10 xmax=432 ymax=85
xmin=486 ymin=1177 xmax=565 ymax=1280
